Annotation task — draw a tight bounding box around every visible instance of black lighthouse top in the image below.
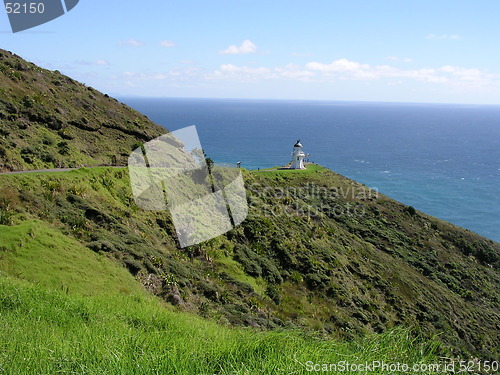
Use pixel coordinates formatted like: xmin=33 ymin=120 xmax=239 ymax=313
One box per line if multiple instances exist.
xmin=294 ymin=140 xmax=302 ymax=148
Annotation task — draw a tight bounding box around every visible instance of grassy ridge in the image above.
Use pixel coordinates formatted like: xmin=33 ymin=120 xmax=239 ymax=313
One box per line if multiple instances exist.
xmin=0 ymin=277 xmax=441 ymax=374
xmin=0 ymin=49 xmax=165 ymax=171
xmin=0 ymin=166 xmax=498 ymax=359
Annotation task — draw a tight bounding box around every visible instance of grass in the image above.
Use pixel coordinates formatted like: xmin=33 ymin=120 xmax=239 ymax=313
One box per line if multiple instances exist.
xmin=254 ymin=163 xmax=328 ymax=176
xmin=0 ymin=220 xmax=145 ymax=296
xmin=0 ymin=184 xmax=443 ymax=374
xmin=1 ymin=48 xmax=498 ymax=365
xmin=0 ymin=276 xmax=442 ymax=375
xmin=216 ymin=255 xmax=266 ymax=295
xmin=0 ymin=166 xmax=498 ymax=358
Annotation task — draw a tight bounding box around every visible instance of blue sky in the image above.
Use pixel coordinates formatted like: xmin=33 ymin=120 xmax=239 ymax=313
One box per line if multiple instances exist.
xmin=2 ymin=0 xmax=500 ymax=104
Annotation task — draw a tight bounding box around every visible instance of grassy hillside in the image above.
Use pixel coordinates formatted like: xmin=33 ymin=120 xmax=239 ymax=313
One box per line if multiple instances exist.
xmin=0 ymin=219 xmax=144 ymax=295
xmin=0 ymin=49 xmax=165 ymax=171
xmin=0 ymin=276 xmax=441 ymax=374
xmin=0 ymin=185 xmax=442 ymax=374
xmin=1 ymin=50 xmax=498 ymax=368
xmin=0 ymin=166 xmax=498 ymax=360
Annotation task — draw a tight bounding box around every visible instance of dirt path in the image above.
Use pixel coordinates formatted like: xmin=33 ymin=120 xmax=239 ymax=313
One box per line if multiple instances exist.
xmin=0 ymin=168 xmax=77 ymax=175
xmin=0 ymin=166 xmax=125 ymax=176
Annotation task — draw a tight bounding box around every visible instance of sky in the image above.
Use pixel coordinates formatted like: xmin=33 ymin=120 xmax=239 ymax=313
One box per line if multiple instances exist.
xmin=2 ymin=0 xmax=500 ymax=104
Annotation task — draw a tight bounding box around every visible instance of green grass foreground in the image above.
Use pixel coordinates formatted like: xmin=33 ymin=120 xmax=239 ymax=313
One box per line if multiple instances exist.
xmin=0 ymin=277 xmax=440 ymax=375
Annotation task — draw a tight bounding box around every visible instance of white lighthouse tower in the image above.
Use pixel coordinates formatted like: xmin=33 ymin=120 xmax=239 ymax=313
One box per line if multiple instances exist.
xmin=290 ymin=140 xmax=306 ymax=169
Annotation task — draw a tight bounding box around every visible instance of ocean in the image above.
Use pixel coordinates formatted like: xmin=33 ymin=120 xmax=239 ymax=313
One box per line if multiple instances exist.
xmin=120 ymin=98 xmax=500 ymax=243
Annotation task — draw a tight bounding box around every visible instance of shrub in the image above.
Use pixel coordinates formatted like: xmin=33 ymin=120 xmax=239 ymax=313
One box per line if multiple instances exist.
xmin=42 ymin=134 xmax=55 ymax=146
xmin=20 ymin=146 xmax=37 ymax=163
xmin=57 ymin=141 xmax=70 ymax=155
xmin=260 ymin=257 xmax=283 ymax=284
xmin=406 ymin=206 xmax=416 ymax=216
xmin=233 ymin=244 xmax=262 ymax=277
xmin=41 ymin=152 xmax=56 ymax=163
xmin=305 ymin=272 xmax=330 ymax=289
xmin=21 ymin=95 xmax=34 ymax=108
xmin=87 ymin=240 xmax=117 ymax=253
xmin=123 ymin=256 xmax=142 ymax=275
xmin=0 ymin=208 xmax=12 ymax=225
xmin=198 ymin=281 xmax=219 ymax=301
xmin=265 ymin=285 xmax=281 ymax=305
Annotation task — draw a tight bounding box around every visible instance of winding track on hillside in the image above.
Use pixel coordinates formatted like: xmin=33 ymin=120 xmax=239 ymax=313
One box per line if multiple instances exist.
xmin=0 ymin=168 xmax=76 ymax=175
xmin=0 ymin=166 xmax=125 ymax=175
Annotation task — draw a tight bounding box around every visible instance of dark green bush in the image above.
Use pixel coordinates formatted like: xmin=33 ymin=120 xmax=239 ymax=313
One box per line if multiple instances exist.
xmin=87 ymin=240 xmax=117 ymax=253
xmin=305 ymin=272 xmax=330 ymax=289
xmin=123 ymin=256 xmax=142 ymax=275
xmin=41 ymin=152 xmax=56 ymax=163
xmin=42 ymin=134 xmax=55 ymax=146
xmin=20 ymin=145 xmax=37 ymax=163
xmin=57 ymin=141 xmax=70 ymax=155
xmin=265 ymin=285 xmax=281 ymax=304
xmin=260 ymin=257 xmax=283 ymax=284
xmin=406 ymin=206 xmax=416 ymax=216
xmin=198 ymin=281 xmax=219 ymax=301
xmin=234 ymin=244 xmax=262 ymax=277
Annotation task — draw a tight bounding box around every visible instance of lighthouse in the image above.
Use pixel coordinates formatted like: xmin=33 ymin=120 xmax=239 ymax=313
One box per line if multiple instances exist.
xmin=290 ymin=140 xmax=306 ymax=169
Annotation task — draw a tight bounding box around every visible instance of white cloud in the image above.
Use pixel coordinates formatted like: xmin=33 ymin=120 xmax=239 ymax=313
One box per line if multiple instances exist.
xmin=160 ymin=40 xmax=176 ymax=48
xmin=214 ymin=64 xmax=271 ymax=79
xmin=219 ymin=40 xmax=257 ymax=55
xmin=211 ymin=63 xmax=314 ymax=82
xmin=118 ymin=38 xmax=145 ymax=47
xmin=113 ymin=57 xmax=500 ymax=98
xmin=438 ymin=65 xmax=484 ymax=82
xmin=426 ymin=34 xmax=461 ymax=40
xmin=306 ymin=58 xmax=368 ymax=72
xmin=274 ymin=64 xmax=315 ymax=81
xmin=305 ymin=59 xmax=378 ymax=79
xmin=210 ymin=58 xmax=499 ymax=87
xmin=119 ymin=66 xmax=203 ymax=82
xmin=96 ymin=59 xmax=109 ymax=65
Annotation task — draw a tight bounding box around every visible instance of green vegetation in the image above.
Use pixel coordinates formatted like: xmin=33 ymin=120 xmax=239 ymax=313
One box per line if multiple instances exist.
xmin=0 ymin=220 xmax=144 ymax=296
xmin=0 ymin=166 xmax=498 ymax=360
xmin=1 ymin=50 xmax=499 ymax=370
xmin=0 ymin=49 xmax=164 ymax=171
xmin=255 ymin=163 xmax=327 ymax=175
xmin=0 ymin=277 xmax=441 ymax=374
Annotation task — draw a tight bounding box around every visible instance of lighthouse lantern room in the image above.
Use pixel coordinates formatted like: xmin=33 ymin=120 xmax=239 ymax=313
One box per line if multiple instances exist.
xmin=290 ymin=140 xmax=306 ymax=169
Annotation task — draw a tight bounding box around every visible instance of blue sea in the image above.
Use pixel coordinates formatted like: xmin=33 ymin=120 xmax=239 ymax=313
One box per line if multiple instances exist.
xmin=120 ymin=98 xmax=500 ymax=243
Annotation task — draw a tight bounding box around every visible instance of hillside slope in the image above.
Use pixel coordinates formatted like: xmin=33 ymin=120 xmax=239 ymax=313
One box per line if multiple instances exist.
xmin=0 ymin=50 xmax=498 ymax=360
xmin=0 ymin=166 xmax=498 ymax=359
xmin=0 ymin=49 xmax=165 ymax=171
xmin=0 ymin=276 xmax=440 ymax=374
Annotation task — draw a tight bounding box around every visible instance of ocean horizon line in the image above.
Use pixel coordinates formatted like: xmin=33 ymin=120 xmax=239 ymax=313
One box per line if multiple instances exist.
xmin=116 ymin=96 xmax=500 ymax=108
